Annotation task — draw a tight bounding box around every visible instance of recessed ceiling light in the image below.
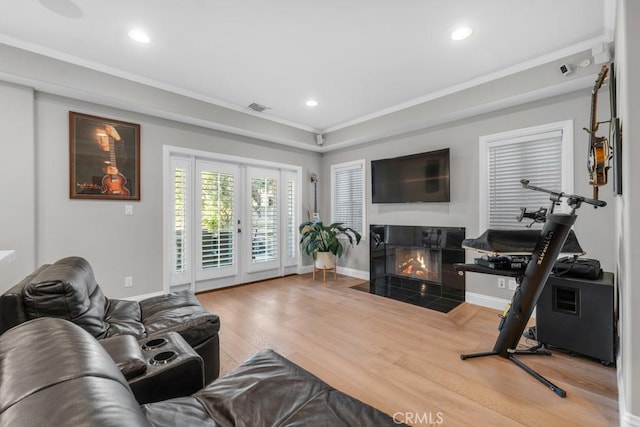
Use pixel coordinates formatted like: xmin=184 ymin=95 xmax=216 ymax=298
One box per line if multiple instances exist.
xmin=306 ymin=99 xmax=319 ymax=107
xmin=128 ymin=29 xmax=150 ymax=44
xmin=451 ymin=26 xmax=473 ymax=41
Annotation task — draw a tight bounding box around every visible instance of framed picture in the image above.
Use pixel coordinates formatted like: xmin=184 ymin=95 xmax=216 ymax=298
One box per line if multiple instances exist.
xmin=69 ymin=112 xmax=141 ymax=200
xmin=609 ymin=62 xmax=622 ymax=196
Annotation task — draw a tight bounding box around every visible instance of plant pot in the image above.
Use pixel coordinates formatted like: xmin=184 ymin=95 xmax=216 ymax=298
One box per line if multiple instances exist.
xmin=314 ymin=252 xmax=336 ymax=269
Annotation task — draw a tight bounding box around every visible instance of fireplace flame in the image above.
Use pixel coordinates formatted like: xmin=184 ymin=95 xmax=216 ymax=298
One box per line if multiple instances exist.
xmin=400 ymin=252 xmax=429 ymax=277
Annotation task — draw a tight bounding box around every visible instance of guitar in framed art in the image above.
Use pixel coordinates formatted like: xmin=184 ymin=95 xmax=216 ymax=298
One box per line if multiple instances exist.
xmin=69 ymin=112 xmax=140 ymax=200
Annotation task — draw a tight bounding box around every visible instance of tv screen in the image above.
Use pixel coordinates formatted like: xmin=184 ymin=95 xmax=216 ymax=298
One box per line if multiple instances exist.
xmin=371 ymin=148 xmax=450 ymax=203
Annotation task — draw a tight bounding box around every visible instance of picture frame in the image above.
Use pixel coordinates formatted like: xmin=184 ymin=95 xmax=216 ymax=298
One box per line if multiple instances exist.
xmin=609 ymin=62 xmax=622 ymax=196
xmin=69 ymin=111 xmax=141 ymax=200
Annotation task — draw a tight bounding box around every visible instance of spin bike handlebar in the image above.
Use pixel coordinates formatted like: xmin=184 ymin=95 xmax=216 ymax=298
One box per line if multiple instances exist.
xmin=520 ymin=179 xmax=606 ymax=209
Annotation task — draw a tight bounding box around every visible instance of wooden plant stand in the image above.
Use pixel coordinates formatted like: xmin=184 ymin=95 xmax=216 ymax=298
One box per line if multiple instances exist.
xmin=313 ymin=264 xmax=337 ymax=283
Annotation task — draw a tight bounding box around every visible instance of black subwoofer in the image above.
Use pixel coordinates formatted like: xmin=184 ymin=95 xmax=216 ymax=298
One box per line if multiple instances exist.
xmin=536 ymin=272 xmax=616 ymax=365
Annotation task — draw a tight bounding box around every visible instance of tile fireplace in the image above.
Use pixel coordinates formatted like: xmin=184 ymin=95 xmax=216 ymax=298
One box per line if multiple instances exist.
xmin=368 ymin=225 xmax=465 ymax=313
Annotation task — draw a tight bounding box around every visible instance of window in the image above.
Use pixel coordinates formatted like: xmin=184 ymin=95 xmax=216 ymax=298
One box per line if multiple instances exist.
xmin=331 ymin=160 xmax=366 ymax=238
xmin=197 ymin=161 xmax=237 ymax=278
xmin=283 ymin=171 xmax=297 ymax=263
xmin=479 ymin=121 xmax=573 ymax=231
xmin=170 ymin=157 xmax=192 ymax=285
xmin=249 ymin=169 xmax=279 ymax=266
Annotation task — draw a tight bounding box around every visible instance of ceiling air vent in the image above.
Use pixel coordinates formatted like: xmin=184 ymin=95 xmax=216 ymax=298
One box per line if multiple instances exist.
xmin=248 ymin=102 xmax=271 ymax=113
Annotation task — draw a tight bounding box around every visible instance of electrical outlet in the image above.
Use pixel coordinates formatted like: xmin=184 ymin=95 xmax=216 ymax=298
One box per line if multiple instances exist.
xmin=508 ymin=279 xmax=517 ymax=290
xmin=124 ymin=276 xmax=133 ymax=288
xmin=497 ymin=278 xmax=506 ymax=289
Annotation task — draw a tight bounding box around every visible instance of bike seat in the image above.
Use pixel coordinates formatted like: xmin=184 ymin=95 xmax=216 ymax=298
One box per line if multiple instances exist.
xmin=462 ymin=229 xmax=584 ymax=256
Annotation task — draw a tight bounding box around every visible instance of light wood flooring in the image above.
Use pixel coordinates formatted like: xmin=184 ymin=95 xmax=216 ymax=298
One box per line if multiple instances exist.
xmin=196 ymin=274 xmax=618 ymax=426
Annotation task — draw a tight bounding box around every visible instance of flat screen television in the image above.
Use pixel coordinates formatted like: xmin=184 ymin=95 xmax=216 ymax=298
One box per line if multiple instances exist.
xmin=371 ymin=148 xmax=450 ymax=203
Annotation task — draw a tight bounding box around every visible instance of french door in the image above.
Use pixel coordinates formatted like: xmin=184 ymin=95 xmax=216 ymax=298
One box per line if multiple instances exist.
xmin=166 ymin=151 xmax=298 ymax=292
xmin=195 ymin=160 xmax=239 ymax=282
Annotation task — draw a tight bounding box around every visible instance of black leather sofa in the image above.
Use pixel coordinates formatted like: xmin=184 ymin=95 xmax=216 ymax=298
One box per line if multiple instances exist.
xmin=0 ymin=256 xmax=220 ymax=383
xmin=0 ymin=317 xmax=401 ymax=426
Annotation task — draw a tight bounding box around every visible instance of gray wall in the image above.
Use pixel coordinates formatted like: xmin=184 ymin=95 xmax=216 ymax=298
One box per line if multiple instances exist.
xmin=324 ymin=49 xmax=600 ymax=149
xmin=321 ymin=90 xmax=616 ymax=300
xmin=0 ymin=43 xmax=318 ymax=150
xmin=0 ymin=90 xmax=320 ymax=297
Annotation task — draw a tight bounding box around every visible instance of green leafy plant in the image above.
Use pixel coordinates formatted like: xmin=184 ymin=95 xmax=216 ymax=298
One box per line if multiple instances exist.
xmin=299 ymin=221 xmax=362 ymax=258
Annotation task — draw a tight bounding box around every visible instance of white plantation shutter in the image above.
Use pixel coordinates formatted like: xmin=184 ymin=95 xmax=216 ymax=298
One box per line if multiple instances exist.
xmin=331 ymin=160 xmax=365 ymax=237
xmin=171 ymin=157 xmax=191 ymax=285
xmin=200 ymin=171 xmax=235 ymax=269
xmin=480 ymin=122 xmax=573 ymax=231
xmin=251 ymin=176 xmax=279 ymax=264
xmin=196 ymin=160 xmax=239 ymax=280
xmin=174 ymin=168 xmax=188 ymax=272
xmin=285 ymin=173 xmax=297 ymax=261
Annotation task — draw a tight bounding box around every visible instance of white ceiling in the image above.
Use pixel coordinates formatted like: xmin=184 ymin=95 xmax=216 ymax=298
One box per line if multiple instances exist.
xmin=0 ymin=0 xmax=613 ymax=133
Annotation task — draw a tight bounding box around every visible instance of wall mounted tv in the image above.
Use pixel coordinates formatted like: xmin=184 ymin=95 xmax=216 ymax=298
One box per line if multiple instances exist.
xmin=371 ymin=148 xmax=450 ymax=203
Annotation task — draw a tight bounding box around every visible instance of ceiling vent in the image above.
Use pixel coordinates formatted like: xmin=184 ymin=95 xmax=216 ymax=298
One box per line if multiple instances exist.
xmin=248 ymin=102 xmax=271 ymax=112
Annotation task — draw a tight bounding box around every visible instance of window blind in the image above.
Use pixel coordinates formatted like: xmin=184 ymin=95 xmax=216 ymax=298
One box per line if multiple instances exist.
xmin=286 ymin=179 xmax=296 ymax=259
xmin=251 ymin=177 xmax=278 ymax=264
xmin=174 ymin=167 xmax=188 ymax=273
xmin=200 ymin=171 xmax=235 ymax=269
xmin=487 ymin=131 xmax=563 ymax=229
xmin=332 ymin=161 xmax=364 ymax=235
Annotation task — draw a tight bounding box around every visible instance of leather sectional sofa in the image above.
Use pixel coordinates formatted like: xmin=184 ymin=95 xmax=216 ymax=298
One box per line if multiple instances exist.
xmin=0 ymin=256 xmax=221 ymax=383
xmin=0 ymin=257 xmax=402 ymax=425
xmin=0 ymin=317 xmax=401 ymax=426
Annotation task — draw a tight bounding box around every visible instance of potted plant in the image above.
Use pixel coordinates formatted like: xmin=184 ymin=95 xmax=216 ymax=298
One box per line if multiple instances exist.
xmin=299 ymin=221 xmax=362 ymax=269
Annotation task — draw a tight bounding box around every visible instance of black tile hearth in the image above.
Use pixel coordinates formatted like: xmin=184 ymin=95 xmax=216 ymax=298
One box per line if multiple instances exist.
xmin=351 ymin=282 xmax=462 ymax=313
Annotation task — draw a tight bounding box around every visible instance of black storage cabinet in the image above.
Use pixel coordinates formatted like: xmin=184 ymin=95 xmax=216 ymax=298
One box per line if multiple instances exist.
xmin=536 ymin=272 xmax=616 ymax=365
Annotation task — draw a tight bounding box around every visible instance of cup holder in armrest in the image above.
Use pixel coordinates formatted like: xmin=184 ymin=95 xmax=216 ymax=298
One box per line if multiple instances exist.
xmin=142 ymin=337 xmax=168 ymax=351
xmin=150 ymin=351 xmax=178 ymax=365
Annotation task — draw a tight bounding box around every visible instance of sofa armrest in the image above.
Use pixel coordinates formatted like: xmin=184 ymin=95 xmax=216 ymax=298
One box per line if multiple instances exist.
xmin=139 ymin=291 xmax=220 ymax=347
xmin=130 ymin=332 xmax=204 ymax=404
xmin=0 ymin=291 xmax=29 ymax=335
xmin=100 ymin=335 xmax=147 ymax=380
xmin=0 ymin=265 xmax=49 ymax=334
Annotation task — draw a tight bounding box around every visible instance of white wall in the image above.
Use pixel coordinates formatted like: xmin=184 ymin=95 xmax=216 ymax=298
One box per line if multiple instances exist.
xmin=0 ymin=83 xmax=35 ymax=290
xmin=321 ymin=90 xmax=616 ymax=300
xmin=615 ymin=0 xmax=640 ymax=422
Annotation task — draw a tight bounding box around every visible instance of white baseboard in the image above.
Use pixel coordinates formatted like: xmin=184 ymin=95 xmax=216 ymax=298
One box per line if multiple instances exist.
xmin=121 ymin=291 xmax=166 ymax=301
xmin=298 ymin=265 xmax=313 ymax=275
xmin=465 ymin=292 xmax=510 ymax=311
xmin=336 ymin=266 xmax=368 ymax=280
xmin=465 ymin=291 xmax=537 ymax=318
xmin=619 ymin=353 xmax=640 ymax=427
xmin=621 ymin=413 xmax=640 ymax=427
xmin=298 ymin=265 xmax=368 ymax=281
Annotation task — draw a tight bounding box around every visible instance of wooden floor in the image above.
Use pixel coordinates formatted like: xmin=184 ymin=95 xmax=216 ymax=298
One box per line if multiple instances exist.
xmin=196 ymin=274 xmax=618 ymax=426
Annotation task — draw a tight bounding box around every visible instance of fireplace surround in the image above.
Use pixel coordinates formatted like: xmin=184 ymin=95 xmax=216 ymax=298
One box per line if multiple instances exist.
xmin=369 ymin=225 xmax=465 ymax=313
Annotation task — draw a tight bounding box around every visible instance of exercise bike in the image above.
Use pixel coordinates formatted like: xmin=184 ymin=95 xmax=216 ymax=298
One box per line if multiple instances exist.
xmin=456 ymin=179 xmax=606 ymax=398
